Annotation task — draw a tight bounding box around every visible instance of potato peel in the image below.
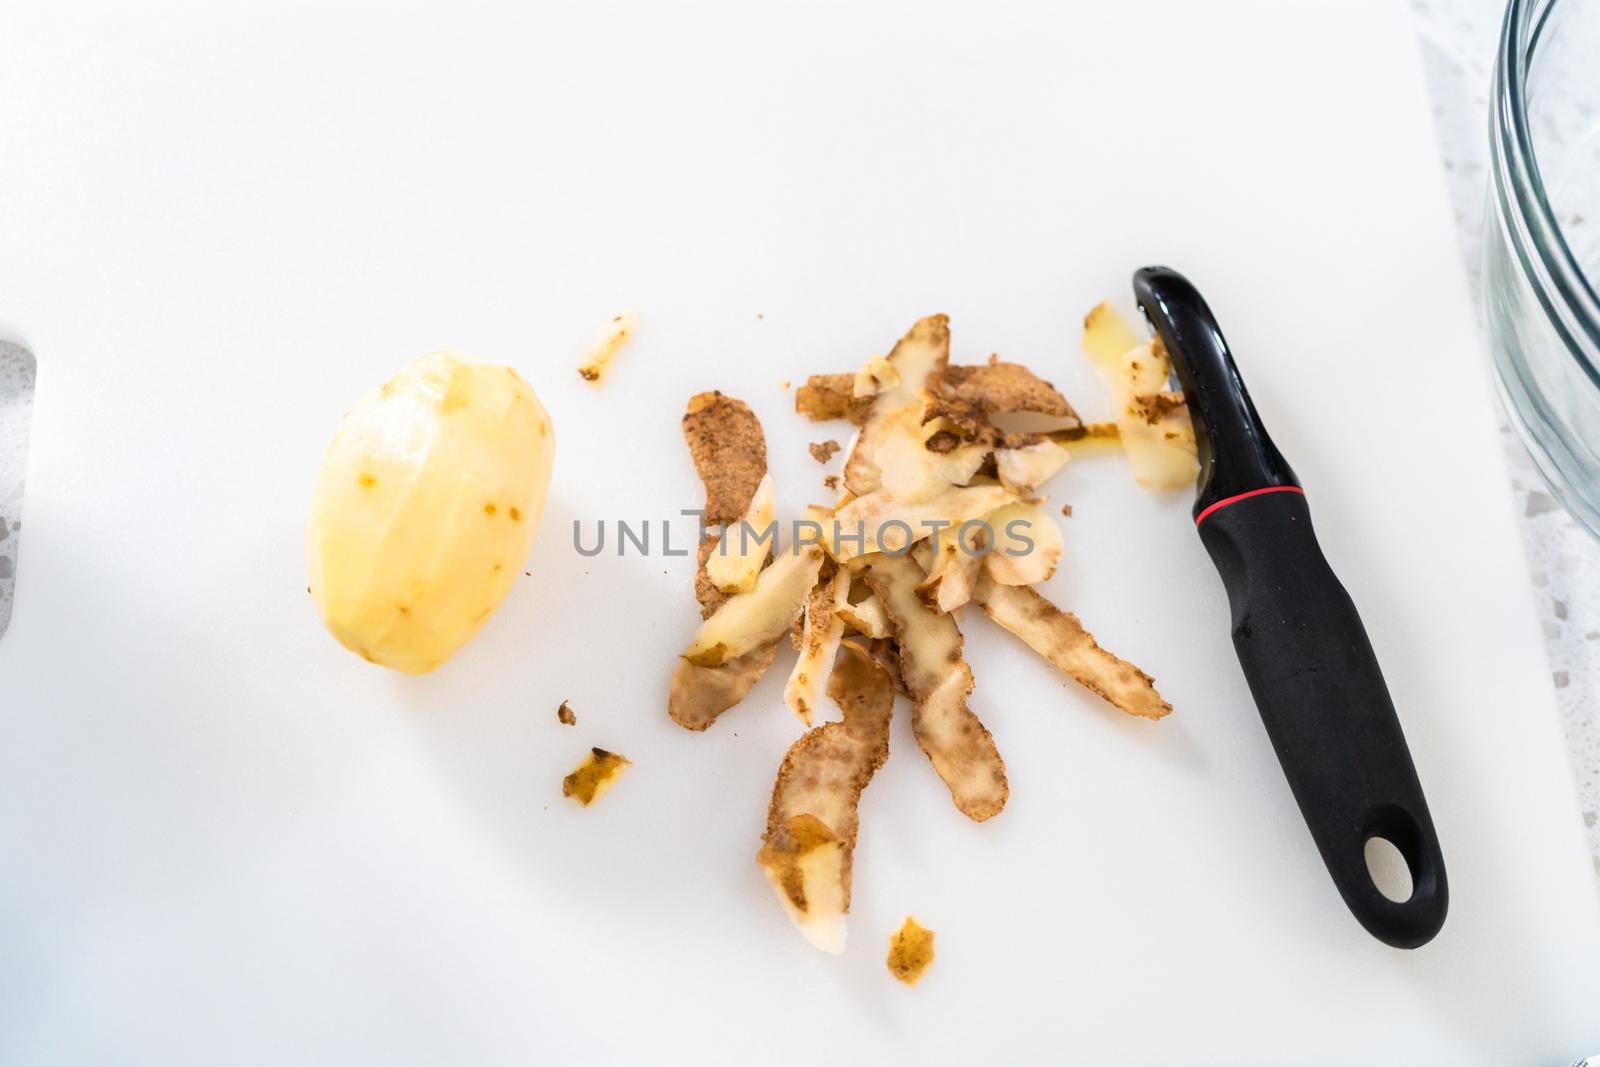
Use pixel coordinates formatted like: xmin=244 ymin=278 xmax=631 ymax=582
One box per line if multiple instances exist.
xmin=797 ymin=357 xmax=1079 ymax=429
xmin=577 ymin=312 xmax=637 ymax=386
xmin=973 ymin=573 xmax=1171 ymax=719
xmin=562 ymin=747 xmax=632 ymax=805
xmin=940 ymin=358 xmax=1078 ymax=421
xmin=796 ymin=373 xmax=870 ymax=424
xmin=683 ymin=391 xmax=770 ymax=525
xmin=995 ymin=439 xmax=1072 ymax=495
xmin=1081 ymin=304 xmax=1198 ymax=491
xmin=669 ymin=645 xmax=780 ymax=731
xmin=843 ymin=315 xmax=950 ymax=496
xmin=673 ymin=392 xmax=781 ymax=731
xmin=862 ymin=553 xmax=1008 ymax=822
xmin=887 ymin=917 xmax=935 ymax=985
xmin=916 ymin=534 xmax=983 ymax=613
xmin=784 ymin=567 xmax=850 ymax=725
xmin=759 ymin=642 xmax=895 ymax=953
xmin=874 ymin=414 xmax=991 ymax=504
xmin=837 ymin=579 xmax=893 ymax=639
xmin=832 ymin=484 xmax=1015 ymax=561
xmin=1050 ymin=420 xmax=1122 ymax=459
xmin=705 ymin=473 xmax=776 ymax=595
xmin=683 ymin=545 xmax=827 ymax=667
xmin=983 ymin=501 xmax=1064 ymax=586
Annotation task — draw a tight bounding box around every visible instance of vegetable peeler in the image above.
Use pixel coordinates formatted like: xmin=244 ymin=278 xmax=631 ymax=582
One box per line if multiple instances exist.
xmin=1132 ymin=266 xmax=1448 ymax=949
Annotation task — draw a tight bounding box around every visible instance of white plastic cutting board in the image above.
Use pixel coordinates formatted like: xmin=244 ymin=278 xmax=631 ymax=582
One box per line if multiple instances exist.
xmin=3 ymin=1 xmax=1598 ymax=1062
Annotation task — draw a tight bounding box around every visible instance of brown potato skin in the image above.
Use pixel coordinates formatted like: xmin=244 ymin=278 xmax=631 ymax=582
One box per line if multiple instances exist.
xmin=762 ymin=642 xmax=895 ymax=909
xmin=863 ymin=554 xmax=1009 ymax=822
xmin=670 ymin=392 xmax=780 ymax=731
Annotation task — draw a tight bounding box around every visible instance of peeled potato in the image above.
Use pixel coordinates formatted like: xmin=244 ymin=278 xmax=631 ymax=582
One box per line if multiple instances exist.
xmin=308 ymin=351 xmax=555 ymax=674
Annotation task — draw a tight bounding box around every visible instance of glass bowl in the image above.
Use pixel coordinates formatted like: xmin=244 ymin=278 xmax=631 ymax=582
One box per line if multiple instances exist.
xmin=1485 ymin=0 xmax=1600 ymax=535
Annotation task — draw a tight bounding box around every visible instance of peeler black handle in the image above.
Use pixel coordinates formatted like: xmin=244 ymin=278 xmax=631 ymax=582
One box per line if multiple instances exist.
xmin=1133 ymin=266 xmax=1447 ymax=949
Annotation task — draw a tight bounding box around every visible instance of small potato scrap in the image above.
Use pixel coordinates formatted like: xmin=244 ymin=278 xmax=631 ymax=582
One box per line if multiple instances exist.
xmin=784 ymin=566 xmax=850 ymax=725
xmin=809 ymin=439 xmax=842 ymax=464
xmin=759 ymin=643 xmax=895 ymax=953
xmin=563 ymin=747 xmax=631 ymax=805
xmin=1081 ymin=304 xmax=1199 ymax=491
xmin=556 ymin=700 xmax=576 ymax=726
xmin=577 ymin=311 xmax=637 ymax=386
xmin=863 ymin=553 xmax=1008 ymax=822
xmin=887 ymin=917 xmax=935 ymax=985
xmin=705 ymin=473 xmax=776 ymax=595
xmin=682 ymin=546 xmax=826 ymax=667
xmin=973 ymin=573 xmax=1170 ymax=720
xmin=796 ymin=373 xmax=871 ymax=424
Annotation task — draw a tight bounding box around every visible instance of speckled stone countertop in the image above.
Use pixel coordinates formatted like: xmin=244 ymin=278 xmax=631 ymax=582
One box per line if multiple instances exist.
xmin=1410 ymin=0 xmax=1600 ymax=879
xmin=1 ymin=0 xmax=1596 ymax=881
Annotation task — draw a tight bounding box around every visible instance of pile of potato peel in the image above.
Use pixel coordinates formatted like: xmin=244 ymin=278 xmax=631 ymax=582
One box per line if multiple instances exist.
xmin=669 ymin=306 xmax=1199 ymax=954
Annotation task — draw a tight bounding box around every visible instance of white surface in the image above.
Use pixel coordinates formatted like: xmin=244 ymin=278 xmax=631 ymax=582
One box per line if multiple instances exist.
xmin=2 ymin=1 xmax=1599 ymax=1063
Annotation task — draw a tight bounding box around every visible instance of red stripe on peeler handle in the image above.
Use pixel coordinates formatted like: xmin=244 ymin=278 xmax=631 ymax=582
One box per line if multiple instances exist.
xmin=1194 ymin=485 xmax=1306 ymax=526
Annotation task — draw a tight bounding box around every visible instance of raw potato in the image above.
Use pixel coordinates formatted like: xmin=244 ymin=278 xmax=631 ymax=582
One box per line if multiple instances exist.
xmin=1081 ymin=303 xmax=1199 ymax=491
xmin=784 ymin=567 xmax=850 ymax=725
xmin=863 ymin=554 xmax=1008 ymax=822
xmin=682 ymin=546 xmax=827 ymax=667
xmin=705 ymin=473 xmax=776 ymax=594
xmin=308 ymin=352 xmax=554 ymax=674
xmin=983 ymin=501 xmax=1064 ymax=586
xmin=577 ymin=311 xmax=637 ymax=386
xmin=973 ymin=573 xmax=1170 ymax=719
xmin=759 ymin=643 xmax=895 ymax=952
xmin=887 ymin=917 xmax=936 ymax=985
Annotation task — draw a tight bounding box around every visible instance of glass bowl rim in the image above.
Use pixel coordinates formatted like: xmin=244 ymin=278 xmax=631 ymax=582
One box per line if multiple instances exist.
xmin=1492 ymin=0 xmax=1600 ymax=384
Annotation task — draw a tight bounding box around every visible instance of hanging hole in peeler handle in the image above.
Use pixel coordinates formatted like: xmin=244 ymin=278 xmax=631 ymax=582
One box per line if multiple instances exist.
xmin=1363 ymin=836 xmax=1413 ymax=903
xmin=1349 ymin=802 xmax=1447 ymax=947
